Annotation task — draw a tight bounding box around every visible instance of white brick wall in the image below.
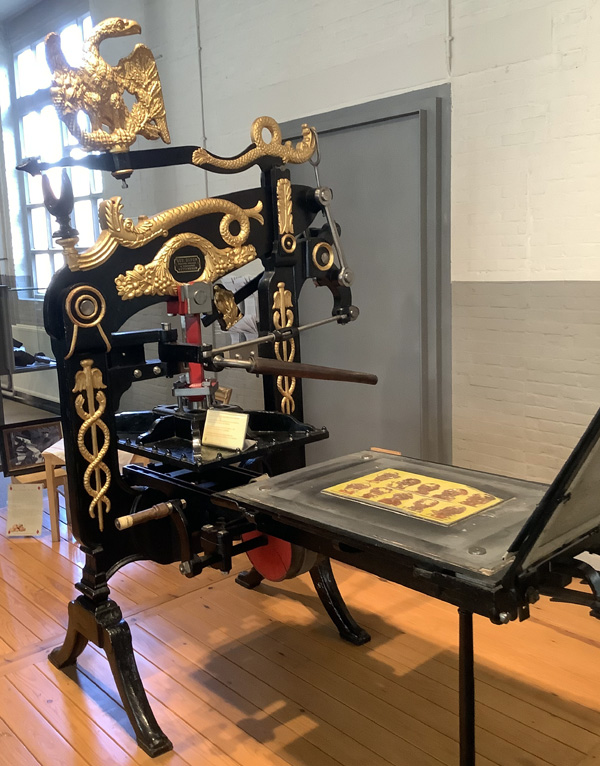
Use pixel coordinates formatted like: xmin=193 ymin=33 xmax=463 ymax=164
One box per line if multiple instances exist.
xmin=452 ymin=0 xmax=600 ymax=281
xmin=85 ymin=1 xmax=600 ymax=479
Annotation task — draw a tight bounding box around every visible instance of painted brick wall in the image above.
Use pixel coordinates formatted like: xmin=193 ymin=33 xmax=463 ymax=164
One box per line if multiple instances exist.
xmin=453 ymin=282 xmax=600 ymax=482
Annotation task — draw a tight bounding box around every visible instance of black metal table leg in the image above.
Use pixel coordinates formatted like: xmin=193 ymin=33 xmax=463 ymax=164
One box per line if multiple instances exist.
xmin=459 ymin=608 xmax=476 ymax=766
xmin=310 ymin=558 xmax=371 ymax=645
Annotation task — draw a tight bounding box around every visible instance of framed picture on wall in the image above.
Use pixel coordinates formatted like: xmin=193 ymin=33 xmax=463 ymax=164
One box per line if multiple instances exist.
xmin=0 ymin=417 xmax=62 ymax=477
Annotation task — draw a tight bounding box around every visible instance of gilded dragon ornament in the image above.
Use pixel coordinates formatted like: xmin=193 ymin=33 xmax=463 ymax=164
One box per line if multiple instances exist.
xmin=106 ymin=197 xmax=264 ymax=299
xmin=45 ymin=17 xmax=170 ymax=152
xmin=192 ymin=116 xmax=316 ymax=171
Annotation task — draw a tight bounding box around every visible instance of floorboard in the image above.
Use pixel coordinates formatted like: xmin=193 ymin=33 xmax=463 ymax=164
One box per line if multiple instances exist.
xmin=1 ymin=478 xmax=600 ymax=765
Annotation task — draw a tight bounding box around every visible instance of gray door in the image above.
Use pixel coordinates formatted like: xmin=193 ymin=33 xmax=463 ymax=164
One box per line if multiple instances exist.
xmin=283 ymin=86 xmax=450 ymax=464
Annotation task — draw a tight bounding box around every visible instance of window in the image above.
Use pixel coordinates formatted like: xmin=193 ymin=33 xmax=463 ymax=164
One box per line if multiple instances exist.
xmin=13 ymin=13 xmax=103 ymax=291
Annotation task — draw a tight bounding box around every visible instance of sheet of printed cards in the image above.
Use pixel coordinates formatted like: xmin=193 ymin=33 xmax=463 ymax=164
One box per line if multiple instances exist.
xmin=323 ymin=469 xmax=504 ymax=525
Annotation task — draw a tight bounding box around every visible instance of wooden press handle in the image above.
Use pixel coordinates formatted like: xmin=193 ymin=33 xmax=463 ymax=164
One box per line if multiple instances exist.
xmin=249 ymin=356 xmax=378 ymax=386
xmin=115 ymin=500 xmax=186 ymax=531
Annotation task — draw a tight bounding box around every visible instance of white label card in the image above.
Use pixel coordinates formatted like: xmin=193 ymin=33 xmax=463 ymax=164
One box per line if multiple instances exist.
xmin=202 ymin=409 xmax=249 ymax=451
xmin=7 ymin=483 xmax=44 ymax=537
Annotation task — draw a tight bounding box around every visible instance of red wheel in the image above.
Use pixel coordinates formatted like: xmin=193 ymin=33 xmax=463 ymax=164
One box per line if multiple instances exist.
xmin=242 ymin=531 xmax=320 ymax=581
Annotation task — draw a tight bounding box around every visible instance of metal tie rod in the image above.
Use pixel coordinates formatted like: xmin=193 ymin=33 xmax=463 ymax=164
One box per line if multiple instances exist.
xmin=209 ymin=312 xmax=356 ymax=358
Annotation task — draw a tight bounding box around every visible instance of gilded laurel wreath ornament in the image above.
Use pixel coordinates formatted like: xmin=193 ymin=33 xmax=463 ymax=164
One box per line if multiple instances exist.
xmin=45 ymin=17 xmax=170 ymax=152
xmin=115 ymin=233 xmax=258 ymax=300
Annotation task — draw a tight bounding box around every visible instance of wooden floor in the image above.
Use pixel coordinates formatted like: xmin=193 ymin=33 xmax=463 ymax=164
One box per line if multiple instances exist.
xmin=2 ymin=495 xmax=600 ymax=766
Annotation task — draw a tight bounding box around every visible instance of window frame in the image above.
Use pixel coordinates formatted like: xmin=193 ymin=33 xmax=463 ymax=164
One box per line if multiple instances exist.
xmin=10 ymin=11 xmax=103 ymax=295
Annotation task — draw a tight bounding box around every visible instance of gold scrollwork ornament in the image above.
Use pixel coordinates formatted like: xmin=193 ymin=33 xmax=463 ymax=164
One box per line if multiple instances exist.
xmin=277 ymin=177 xmax=296 ymax=254
xmin=213 ymin=285 xmax=242 ymax=330
xmin=65 ymin=285 xmax=112 ymax=359
xmin=72 ymin=359 xmax=111 ymax=532
xmin=76 ymin=195 xmax=263 ymax=274
xmin=272 ymin=281 xmax=296 ymax=414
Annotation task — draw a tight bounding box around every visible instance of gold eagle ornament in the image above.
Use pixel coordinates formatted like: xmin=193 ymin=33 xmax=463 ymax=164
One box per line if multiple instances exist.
xmin=45 ymin=17 xmax=170 ymax=153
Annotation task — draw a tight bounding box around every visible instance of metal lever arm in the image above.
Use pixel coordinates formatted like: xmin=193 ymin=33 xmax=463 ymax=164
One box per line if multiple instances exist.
xmin=315 ymin=186 xmax=353 ymax=287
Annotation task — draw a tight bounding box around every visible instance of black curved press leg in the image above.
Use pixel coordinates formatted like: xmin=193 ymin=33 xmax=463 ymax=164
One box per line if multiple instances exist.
xmin=49 ymin=594 xmax=172 ymax=757
xmin=236 ymin=566 xmax=265 ymax=589
xmin=310 ymin=558 xmax=371 ymax=645
xmin=102 ymin=609 xmax=172 ymax=757
xmin=49 ymin=597 xmax=90 ymax=668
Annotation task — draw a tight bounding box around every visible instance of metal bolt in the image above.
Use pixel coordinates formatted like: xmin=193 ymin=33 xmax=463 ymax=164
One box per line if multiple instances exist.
xmin=133 ymin=369 xmax=142 ymax=379
xmin=153 ymin=365 xmax=162 ymax=376
xmin=468 ymin=546 xmax=487 ymax=556
xmin=316 ymin=186 xmax=333 ymax=203
xmin=339 ymin=267 xmax=354 ymax=287
xmin=498 ymin=612 xmax=510 ymax=624
xmin=79 ymin=298 xmax=95 ymax=317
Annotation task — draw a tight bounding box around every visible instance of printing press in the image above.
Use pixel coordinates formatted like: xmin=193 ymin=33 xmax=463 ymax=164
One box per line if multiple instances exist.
xmin=19 ymin=17 xmax=600 ymax=766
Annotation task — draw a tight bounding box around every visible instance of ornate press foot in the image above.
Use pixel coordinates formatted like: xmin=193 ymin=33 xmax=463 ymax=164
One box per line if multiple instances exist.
xmin=310 ymin=558 xmax=371 ymax=645
xmin=50 ymin=594 xmax=172 ymax=757
xmin=49 ymin=598 xmax=89 ymax=668
xmin=236 ymin=567 xmax=265 ymax=589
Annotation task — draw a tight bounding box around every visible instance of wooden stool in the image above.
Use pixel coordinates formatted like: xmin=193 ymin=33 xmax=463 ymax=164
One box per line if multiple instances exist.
xmin=41 ymin=439 xmax=149 ymax=543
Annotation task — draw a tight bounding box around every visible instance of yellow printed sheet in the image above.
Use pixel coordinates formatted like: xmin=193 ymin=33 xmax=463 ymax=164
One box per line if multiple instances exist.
xmin=322 ymin=469 xmax=505 ymax=525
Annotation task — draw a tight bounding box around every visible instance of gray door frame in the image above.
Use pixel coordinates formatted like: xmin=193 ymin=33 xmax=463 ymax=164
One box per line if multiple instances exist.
xmin=282 ymin=84 xmax=451 ymax=463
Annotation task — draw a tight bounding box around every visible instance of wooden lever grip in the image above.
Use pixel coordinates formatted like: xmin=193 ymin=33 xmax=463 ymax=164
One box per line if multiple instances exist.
xmin=249 ymin=356 xmax=378 ymax=385
xmin=115 ymin=500 xmax=183 ymax=531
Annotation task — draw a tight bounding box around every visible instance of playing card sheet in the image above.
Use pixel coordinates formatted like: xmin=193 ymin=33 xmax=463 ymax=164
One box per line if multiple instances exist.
xmin=322 ymin=469 xmax=506 ymax=525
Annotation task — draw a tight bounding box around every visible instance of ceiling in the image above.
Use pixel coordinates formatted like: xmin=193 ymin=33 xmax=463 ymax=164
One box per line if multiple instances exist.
xmin=0 ymin=0 xmax=43 ymax=24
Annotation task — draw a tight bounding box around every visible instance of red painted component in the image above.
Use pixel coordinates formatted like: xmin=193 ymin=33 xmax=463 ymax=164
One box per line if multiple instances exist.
xmin=166 ymin=297 xmax=186 ymax=315
xmin=166 ymin=286 xmax=207 ymax=401
xmin=242 ymin=531 xmax=294 ymax=582
xmin=186 ymin=314 xmax=204 ymax=388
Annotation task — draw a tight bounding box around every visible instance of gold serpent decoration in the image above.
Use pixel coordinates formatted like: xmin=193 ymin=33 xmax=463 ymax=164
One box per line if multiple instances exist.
xmin=74 ymin=196 xmax=263 ymax=272
xmin=276 ymin=178 xmax=296 ymax=253
xmin=192 ymin=117 xmax=316 ymax=171
xmin=272 ymin=282 xmax=296 ymax=414
xmin=46 ymin=17 xmax=170 ymax=153
xmin=73 ymin=360 xmax=111 ymax=532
